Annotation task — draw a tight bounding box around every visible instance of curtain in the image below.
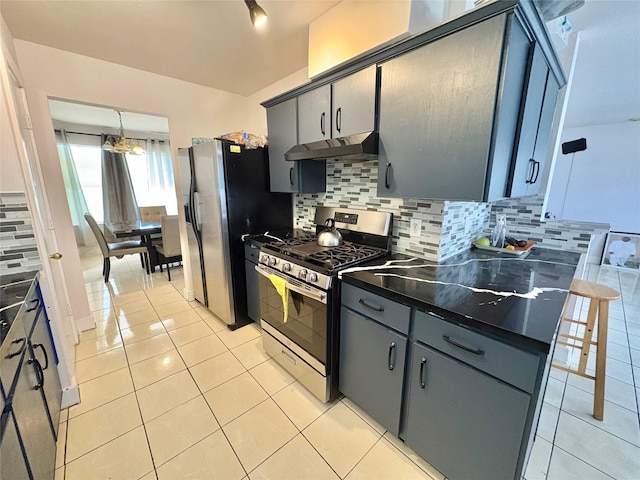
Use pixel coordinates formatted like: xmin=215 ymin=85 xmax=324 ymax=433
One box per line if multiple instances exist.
xmin=101 ymin=134 xmax=140 ymax=232
xmin=56 ymin=130 xmax=94 ymax=246
xmin=146 ymin=139 xmax=174 ymax=191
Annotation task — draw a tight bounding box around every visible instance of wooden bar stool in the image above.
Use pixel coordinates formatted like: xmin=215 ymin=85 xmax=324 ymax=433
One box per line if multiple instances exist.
xmin=552 ymin=279 xmax=621 ymax=420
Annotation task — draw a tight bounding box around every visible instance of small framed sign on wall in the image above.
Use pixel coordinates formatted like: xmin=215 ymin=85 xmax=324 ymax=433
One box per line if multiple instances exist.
xmin=601 ymin=232 xmax=640 ymax=270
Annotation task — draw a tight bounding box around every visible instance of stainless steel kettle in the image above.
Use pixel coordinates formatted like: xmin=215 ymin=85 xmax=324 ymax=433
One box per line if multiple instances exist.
xmin=317 ymin=218 xmax=343 ymax=247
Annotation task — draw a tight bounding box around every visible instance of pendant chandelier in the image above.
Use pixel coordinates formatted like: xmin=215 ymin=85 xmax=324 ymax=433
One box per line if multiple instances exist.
xmin=102 ymin=110 xmax=145 ymax=155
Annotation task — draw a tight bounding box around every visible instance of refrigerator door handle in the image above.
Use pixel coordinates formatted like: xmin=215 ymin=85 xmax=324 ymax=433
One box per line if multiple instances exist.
xmin=193 ymin=191 xmax=203 ymax=230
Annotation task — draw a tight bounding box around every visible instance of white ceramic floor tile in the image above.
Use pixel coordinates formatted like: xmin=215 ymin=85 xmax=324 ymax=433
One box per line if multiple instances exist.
xmin=75 ymin=333 xmax=123 ymax=361
xmin=65 ymin=393 xmax=142 ymax=462
xmin=202 ymin=314 xmax=229 ymax=333
xmin=74 ymin=347 xmax=128 ymax=383
xmin=217 ymin=322 xmax=261 ymax=349
xmin=341 ymin=397 xmax=387 ymax=435
xmin=55 ymin=420 xmax=67 ymax=469
xmin=536 ymin=402 xmax=560 ymax=443
xmin=303 ymin=402 xmax=382 ymax=478
xmin=120 ymin=319 xmax=167 ymax=345
xmin=129 ymin=349 xmax=187 ymax=390
xmin=203 ymin=372 xmax=268 ymax=426
xmin=65 ymin=426 xmax=154 ymax=480
xmin=176 ymin=333 xmax=228 ymax=367
xmin=159 ymin=309 xmax=203 ymax=331
xmin=231 ymin=337 xmax=270 ymax=369
xmin=155 ymin=298 xmax=192 ymax=318
xmin=524 ymin=437 xmax=552 ymax=480
xmin=249 ymin=433 xmax=339 ymax=480
xmin=249 ymin=358 xmax=295 ymax=395
xmin=382 ymin=433 xmax=445 ymax=480
xmin=112 ymin=290 xmax=147 ymax=306
xmin=554 ymin=411 xmax=640 ymax=478
xmin=190 ymin=350 xmax=246 ymax=393
xmin=54 ymin=466 xmax=64 ymax=480
xmin=117 ymin=298 xmax=153 ymax=317
xmin=156 ymin=430 xmax=245 ymax=480
xmin=79 ymin=317 xmax=119 ymax=342
xmin=124 ymin=332 xmax=175 ymax=365
xmin=117 ymin=307 xmax=160 ymax=329
xmin=69 ymin=367 xmax=134 ymax=418
xmin=547 ymin=447 xmax=614 ymax=480
xmin=136 ymin=370 xmax=201 ymax=422
xmin=567 ymin=372 xmax=637 ymax=411
xmin=147 ymin=290 xmax=186 ymax=307
xmin=145 ymin=396 xmax=220 ymax=466
xmin=144 ymin=284 xmax=177 ymax=299
xmin=561 ymin=384 xmax=640 ymax=446
xmin=346 ymin=436 xmax=433 ymax=480
xmin=543 ymin=376 xmax=566 ymax=409
xmin=224 ymin=398 xmax=298 ymax=472
xmin=272 ymin=381 xmax=334 ymax=430
xmin=167 ymin=320 xmax=213 ymax=347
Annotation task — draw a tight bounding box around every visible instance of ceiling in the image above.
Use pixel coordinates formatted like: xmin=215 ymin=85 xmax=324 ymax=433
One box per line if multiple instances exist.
xmin=2 ymin=0 xmax=638 ymax=131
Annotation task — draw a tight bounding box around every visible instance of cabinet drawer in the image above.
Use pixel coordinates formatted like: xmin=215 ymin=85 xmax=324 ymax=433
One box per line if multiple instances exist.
xmin=342 ymin=283 xmax=410 ymax=335
xmin=413 ymin=310 xmax=539 ymax=393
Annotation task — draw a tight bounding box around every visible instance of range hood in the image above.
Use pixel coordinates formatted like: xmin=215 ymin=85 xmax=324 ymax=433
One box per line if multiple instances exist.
xmin=284 ymin=131 xmax=378 ymax=161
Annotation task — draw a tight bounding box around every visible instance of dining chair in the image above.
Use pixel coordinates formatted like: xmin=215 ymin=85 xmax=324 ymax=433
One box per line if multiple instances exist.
xmin=139 ymin=205 xmax=166 ymax=246
xmin=84 ymin=213 xmax=149 ymax=282
xmin=154 ymin=215 xmax=182 ymax=281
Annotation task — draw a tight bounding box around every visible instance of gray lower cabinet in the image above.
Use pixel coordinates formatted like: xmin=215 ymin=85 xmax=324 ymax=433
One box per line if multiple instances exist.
xmin=404 ymin=342 xmax=530 ymax=480
xmin=339 ymin=307 xmax=407 ymax=436
xmin=266 ymin=98 xmax=326 ymax=193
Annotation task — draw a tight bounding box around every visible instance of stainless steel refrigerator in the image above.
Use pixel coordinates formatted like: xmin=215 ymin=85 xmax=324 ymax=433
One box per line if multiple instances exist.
xmin=178 ymin=140 xmax=292 ymax=329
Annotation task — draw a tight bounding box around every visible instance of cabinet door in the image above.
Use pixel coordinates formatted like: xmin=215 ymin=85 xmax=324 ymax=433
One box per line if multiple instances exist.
xmin=526 ymin=72 xmax=560 ymax=195
xmin=266 ymin=99 xmax=299 ymax=193
xmin=339 ymin=307 xmax=407 ymax=436
xmin=507 ymin=44 xmax=549 ymax=198
xmin=377 ymin=14 xmax=506 ymax=201
xmin=298 ymin=84 xmax=331 ymax=144
xmin=404 ymin=343 xmax=530 ymax=480
xmin=332 ymin=65 xmax=377 ymax=138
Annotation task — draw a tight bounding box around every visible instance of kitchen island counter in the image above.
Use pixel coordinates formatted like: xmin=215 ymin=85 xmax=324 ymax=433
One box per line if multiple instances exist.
xmin=339 ymin=248 xmax=581 ymax=354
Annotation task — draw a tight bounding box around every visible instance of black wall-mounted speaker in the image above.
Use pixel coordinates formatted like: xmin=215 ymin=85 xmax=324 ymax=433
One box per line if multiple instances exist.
xmin=562 ymin=138 xmax=587 ymax=154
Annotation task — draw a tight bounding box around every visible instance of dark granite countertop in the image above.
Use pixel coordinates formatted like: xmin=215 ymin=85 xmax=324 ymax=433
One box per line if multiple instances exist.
xmin=243 ymin=228 xmax=312 ymax=247
xmin=339 ymin=248 xmax=581 ymax=354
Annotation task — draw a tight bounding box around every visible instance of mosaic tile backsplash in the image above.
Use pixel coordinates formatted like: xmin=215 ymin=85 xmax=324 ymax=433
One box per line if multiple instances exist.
xmin=293 ymin=161 xmax=608 ymax=261
xmin=0 ymin=192 xmax=42 ymax=275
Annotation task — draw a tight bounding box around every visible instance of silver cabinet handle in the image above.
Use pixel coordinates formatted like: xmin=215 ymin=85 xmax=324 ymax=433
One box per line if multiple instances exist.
xmin=388 ymin=342 xmax=396 ymax=370
xmin=419 ymin=357 xmax=427 ymax=388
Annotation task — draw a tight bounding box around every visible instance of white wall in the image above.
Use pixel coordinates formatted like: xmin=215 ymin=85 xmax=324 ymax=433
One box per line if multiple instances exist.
xmin=546 ymin=121 xmax=640 ymax=232
xmin=12 ymin=39 xmax=254 ymax=318
xmin=0 ymin=80 xmax=26 ymax=190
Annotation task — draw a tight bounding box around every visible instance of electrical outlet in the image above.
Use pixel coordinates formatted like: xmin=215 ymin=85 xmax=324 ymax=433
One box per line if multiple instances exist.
xmin=410 ymin=219 xmax=422 ymax=238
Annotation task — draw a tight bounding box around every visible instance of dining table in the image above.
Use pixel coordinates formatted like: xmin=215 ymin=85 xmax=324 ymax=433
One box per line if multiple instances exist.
xmin=106 ymin=221 xmax=162 ymax=273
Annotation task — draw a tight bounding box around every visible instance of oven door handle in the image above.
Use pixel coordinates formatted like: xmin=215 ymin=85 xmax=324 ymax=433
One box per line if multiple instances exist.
xmin=255 ymin=265 xmax=327 ymax=304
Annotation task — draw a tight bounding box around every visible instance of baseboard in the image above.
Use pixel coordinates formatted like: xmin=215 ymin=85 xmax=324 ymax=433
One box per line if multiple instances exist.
xmin=182 ymin=287 xmax=195 ymax=301
xmin=61 ymin=384 xmax=80 ymax=408
xmin=76 ymin=313 xmax=96 ymax=333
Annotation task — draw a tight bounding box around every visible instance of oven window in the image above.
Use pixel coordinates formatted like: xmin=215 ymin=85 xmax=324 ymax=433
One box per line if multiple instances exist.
xmin=258 ymin=275 xmax=327 ymax=364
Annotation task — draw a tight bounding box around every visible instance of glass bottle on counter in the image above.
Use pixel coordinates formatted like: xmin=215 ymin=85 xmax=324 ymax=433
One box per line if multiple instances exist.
xmin=491 ymin=214 xmax=507 ymax=248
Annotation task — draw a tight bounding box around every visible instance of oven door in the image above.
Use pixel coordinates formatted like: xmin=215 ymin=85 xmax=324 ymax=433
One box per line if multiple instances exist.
xmin=256 ymin=264 xmax=328 ymax=366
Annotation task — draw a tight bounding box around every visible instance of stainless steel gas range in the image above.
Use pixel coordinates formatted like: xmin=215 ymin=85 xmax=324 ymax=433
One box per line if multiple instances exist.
xmin=256 ymin=207 xmax=393 ymax=402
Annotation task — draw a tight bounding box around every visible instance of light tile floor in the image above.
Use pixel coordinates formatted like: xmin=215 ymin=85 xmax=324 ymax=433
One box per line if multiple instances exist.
xmin=55 ymin=248 xmax=640 ymax=480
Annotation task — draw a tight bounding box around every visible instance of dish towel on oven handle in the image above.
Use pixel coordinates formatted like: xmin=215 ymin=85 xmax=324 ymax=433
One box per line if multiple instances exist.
xmin=268 ymin=274 xmax=288 ymax=323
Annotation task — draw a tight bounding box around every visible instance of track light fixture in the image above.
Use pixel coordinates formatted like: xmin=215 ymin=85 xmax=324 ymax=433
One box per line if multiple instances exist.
xmin=244 ymin=0 xmax=267 ymax=27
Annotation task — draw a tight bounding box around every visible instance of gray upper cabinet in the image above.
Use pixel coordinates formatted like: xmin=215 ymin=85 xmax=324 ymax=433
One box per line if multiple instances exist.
xmin=266 ymin=98 xmax=326 ymax=193
xmin=331 ymin=65 xmax=377 ymax=138
xmin=298 ymin=65 xmax=378 ymax=144
xmin=298 ymin=84 xmax=331 ymax=144
xmin=508 ymin=44 xmax=559 ymax=197
xmin=377 ymin=14 xmax=508 ymax=201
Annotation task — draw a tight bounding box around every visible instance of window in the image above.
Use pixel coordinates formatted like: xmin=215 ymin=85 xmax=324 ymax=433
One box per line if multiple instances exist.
xmin=69 ymin=142 xmax=177 ymax=222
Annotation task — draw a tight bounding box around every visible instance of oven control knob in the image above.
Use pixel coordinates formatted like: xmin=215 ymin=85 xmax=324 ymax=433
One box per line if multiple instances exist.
xmin=260 ymin=255 xmax=269 ymax=264
xmin=283 ymin=263 xmax=291 ymax=272
xmin=299 ymin=269 xmax=308 ymax=279
xmin=308 ymin=273 xmax=318 ymax=283
xmin=268 ymin=257 xmax=278 ymax=266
